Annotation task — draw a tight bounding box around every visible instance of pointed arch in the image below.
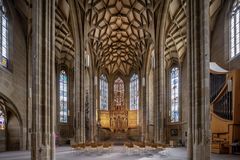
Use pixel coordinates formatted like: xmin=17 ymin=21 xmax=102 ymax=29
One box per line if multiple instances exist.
xmin=0 ymin=92 xmax=23 ymax=150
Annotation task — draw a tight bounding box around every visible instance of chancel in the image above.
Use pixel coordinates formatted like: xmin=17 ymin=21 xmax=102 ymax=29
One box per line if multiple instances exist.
xmin=0 ymin=0 xmax=240 ymax=160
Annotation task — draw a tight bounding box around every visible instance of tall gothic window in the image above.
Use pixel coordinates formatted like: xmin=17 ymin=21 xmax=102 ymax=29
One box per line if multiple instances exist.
xmin=170 ymin=67 xmax=179 ymax=122
xmin=0 ymin=2 xmax=8 ymax=67
xmin=230 ymin=0 xmax=240 ymax=58
xmin=59 ymin=70 xmax=68 ymax=123
xmin=0 ymin=106 xmax=5 ymax=130
xmin=130 ymin=74 xmax=139 ymax=110
xmin=100 ymin=74 xmax=108 ymax=110
xmin=114 ymin=77 xmax=124 ymax=106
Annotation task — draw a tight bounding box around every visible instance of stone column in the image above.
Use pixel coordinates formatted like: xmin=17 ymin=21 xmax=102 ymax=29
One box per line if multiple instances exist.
xmin=154 ymin=30 xmax=167 ymax=144
xmin=145 ymin=74 xmax=149 ymax=142
xmin=140 ymin=72 xmax=147 ymax=142
xmin=89 ymin=70 xmax=95 ymax=142
xmin=187 ymin=0 xmax=210 ymax=159
xmin=72 ymin=1 xmax=85 ymax=144
xmin=27 ymin=19 xmax=32 ymax=150
xmin=92 ymin=72 xmax=98 ymax=142
xmin=154 ymin=49 xmax=160 ymax=143
xmin=154 ymin=1 xmax=167 ymax=144
xmin=85 ymin=47 xmax=95 ymax=143
xmin=31 ymin=0 xmax=56 ymax=159
xmin=159 ymin=46 xmax=167 ymax=144
xmin=73 ymin=27 xmax=80 ymax=144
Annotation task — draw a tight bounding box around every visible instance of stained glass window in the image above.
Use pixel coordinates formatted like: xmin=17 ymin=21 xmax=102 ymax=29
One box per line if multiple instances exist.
xmin=130 ymin=74 xmax=139 ymax=110
xmin=0 ymin=106 xmax=5 ymax=130
xmin=170 ymin=67 xmax=179 ymax=122
xmin=0 ymin=2 xmax=8 ymax=67
xmin=230 ymin=0 xmax=240 ymax=58
xmin=114 ymin=77 xmax=124 ymax=106
xmin=59 ymin=70 xmax=68 ymax=123
xmin=100 ymin=74 xmax=108 ymax=110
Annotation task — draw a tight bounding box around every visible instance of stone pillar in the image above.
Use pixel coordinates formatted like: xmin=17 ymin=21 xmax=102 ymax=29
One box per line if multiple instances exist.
xmin=159 ymin=47 xmax=166 ymax=144
xmin=145 ymin=74 xmax=149 ymax=142
xmin=141 ymin=74 xmax=147 ymax=142
xmin=72 ymin=1 xmax=85 ymax=144
xmin=31 ymin=0 xmax=56 ymax=159
xmin=92 ymin=73 xmax=98 ymax=142
xmin=74 ymin=41 xmax=81 ymax=144
xmin=154 ymin=49 xmax=160 ymax=143
xmin=154 ymin=32 xmax=167 ymax=144
xmin=154 ymin=1 xmax=167 ymax=144
xmin=187 ymin=0 xmax=210 ymax=159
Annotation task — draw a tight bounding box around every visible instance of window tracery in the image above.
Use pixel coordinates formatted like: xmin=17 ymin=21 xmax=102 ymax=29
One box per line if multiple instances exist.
xmin=0 ymin=2 xmax=8 ymax=67
xmin=170 ymin=67 xmax=179 ymax=122
xmin=100 ymin=74 xmax=108 ymax=110
xmin=59 ymin=70 xmax=68 ymax=123
xmin=114 ymin=77 xmax=124 ymax=107
xmin=130 ymin=74 xmax=139 ymax=110
xmin=230 ymin=0 xmax=240 ymax=58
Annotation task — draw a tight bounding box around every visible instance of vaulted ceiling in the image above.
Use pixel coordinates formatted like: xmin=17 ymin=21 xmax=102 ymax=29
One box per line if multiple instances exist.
xmin=12 ymin=0 xmax=224 ymax=70
xmin=56 ymin=0 xmax=75 ymax=68
xmin=164 ymin=0 xmax=224 ymax=64
xmin=164 ymin=0 xmax=187 ymax=63
xmin=86 ymin=0 xmax=153 ymax=75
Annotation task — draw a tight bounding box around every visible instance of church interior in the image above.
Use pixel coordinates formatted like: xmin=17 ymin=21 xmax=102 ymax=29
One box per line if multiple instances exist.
xmin=0 ymin=0 xmax=240 ymax=159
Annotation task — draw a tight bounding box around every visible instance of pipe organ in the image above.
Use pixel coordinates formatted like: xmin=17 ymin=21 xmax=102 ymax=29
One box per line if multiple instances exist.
xmin=210 ymin=70 xmax=240 ymax=154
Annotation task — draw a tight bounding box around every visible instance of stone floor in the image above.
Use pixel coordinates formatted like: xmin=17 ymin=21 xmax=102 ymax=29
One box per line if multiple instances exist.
xmin=0 ymin=146 xmax=239 ymax=160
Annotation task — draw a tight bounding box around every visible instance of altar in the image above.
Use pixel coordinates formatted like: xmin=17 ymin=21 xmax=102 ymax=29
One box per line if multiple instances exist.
xmin=99 ymin=108 xmax=137 ymax=132
xmin=99 ymin=77 xmax=138 ymax=132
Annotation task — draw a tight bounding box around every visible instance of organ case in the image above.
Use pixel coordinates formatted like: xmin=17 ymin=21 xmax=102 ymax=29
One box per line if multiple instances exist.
xmin=210 ymin=70 xmax=240 ymax=154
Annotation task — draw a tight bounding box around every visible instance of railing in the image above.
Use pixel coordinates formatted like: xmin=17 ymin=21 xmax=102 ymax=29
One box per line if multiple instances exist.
xmin=213 ymin=86 xmax=232 ymax=120
xmin=210 ymin=73 xmax=226 ymax=103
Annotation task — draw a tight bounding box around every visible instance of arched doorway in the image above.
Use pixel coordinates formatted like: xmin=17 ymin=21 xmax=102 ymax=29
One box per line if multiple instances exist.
xmin=0 ymin=93 xmax=23 ymax=151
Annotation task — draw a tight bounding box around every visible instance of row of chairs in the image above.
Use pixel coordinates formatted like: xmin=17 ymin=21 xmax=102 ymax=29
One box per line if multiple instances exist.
xmin=124 ymin=142 xmax=167 ymax=155
xmin=71 ymin=142 xmax=113 ymax=155
xmin=71 ymin=141 xmax=168 ymax=156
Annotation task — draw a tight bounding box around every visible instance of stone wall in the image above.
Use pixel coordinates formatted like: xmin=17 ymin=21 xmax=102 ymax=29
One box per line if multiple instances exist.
xmin=147 ymin=68 xmax=154 ymax=142
xmin=7 ymin=114 xmax=20 ymax=150
xmin=0 ymin=0 xmax=27 ymax=150
xmin=181 ymin=56 xmax=188 ymax=146
xmin=211 ymin=1 xmax=240 ymax=70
